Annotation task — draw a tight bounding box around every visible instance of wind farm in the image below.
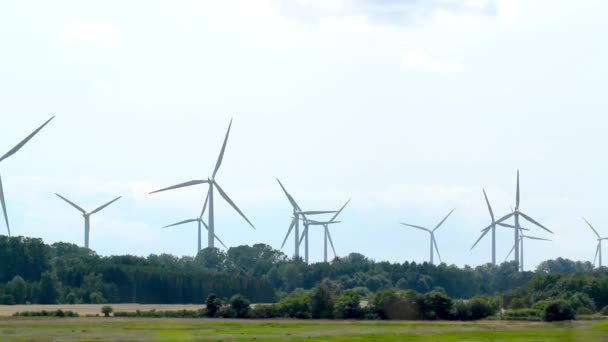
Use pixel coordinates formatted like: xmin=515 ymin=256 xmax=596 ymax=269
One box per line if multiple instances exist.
xmin=3 ymin=1 xmax=608 ymax=337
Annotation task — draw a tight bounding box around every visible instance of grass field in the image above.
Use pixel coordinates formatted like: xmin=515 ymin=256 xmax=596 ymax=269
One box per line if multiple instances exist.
xmin=0 ymin=318 xmax=606 ymax=341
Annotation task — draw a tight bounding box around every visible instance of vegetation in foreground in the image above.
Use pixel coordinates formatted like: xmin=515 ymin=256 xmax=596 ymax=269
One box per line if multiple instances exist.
xmin=0 ymin=317 xmax=606 ymax=341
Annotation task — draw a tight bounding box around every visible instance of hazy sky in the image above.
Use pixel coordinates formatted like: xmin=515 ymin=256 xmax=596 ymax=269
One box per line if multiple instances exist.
xmin=1 ymin=0 xmax=607 ymax=269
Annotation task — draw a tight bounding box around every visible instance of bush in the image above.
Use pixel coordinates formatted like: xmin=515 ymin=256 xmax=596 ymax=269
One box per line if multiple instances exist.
xmin=469 ymin=296 xmax=500 ymax=320
xmin=279 ymin=291 xmax=311 ymax=319
xmin=450 ymin=300 xmax=472 ymax=320
xmin=417 ymin=290 xmax=453 ymax=320
xmin=250 ymin=304 xmax=281 ymax=319
xmin=543 ymin=300 xmax=576 ymax=322
xmin=372 ymin=289 xmax=419 ymax=320
xmin=601 ymin=305 xmax=608 ymax=316
xmin=101 ymin=305 xmax=113 ymax=317
xmin=229 ymin=294 xmax=251 ymax=318
xmin=501 ymin=309 xmax=542 ymax=321
xmin=205 ymin=294 xmax=222 ymax=318
xmin=334 ymin=290 xmax=363 ymax=319
xmin=576 ymin=307 xmax=594 ymax=316
xmin=13 ymin=310 xmax=78 ymax=317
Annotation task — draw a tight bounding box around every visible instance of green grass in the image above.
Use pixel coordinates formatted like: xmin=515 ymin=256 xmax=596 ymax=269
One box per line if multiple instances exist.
xmin=0 ymin=318 xmax=605 ymax=341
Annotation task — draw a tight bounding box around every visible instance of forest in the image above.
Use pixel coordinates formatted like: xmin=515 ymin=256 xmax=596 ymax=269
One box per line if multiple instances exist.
xmin=0 ymin=235 xmax=606 ymax=321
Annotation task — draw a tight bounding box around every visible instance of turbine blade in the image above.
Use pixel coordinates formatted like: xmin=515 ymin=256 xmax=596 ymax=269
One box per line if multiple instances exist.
xmin=212 ymin=119 xmax=233 ymax=178
xmin=214 ymin=182 xmax=255 ymax=230
xmin=280 ymin=218 xmax=296 ymax=249
xmin=163 ymin=219 xmax=198 ymax=228
xmin=0 ymin=174 xmax=9 ymax=236
xmin=505 ymin=243 xmax=516 ymax=262
xmin=471 ymin=228 xmax=491 ymax=250
xmin=201 ymin=220 xmax=228 ymax=249
xmin=583 ymin=217 xmax=601 ymax=239
xmin=401 ymin=222 xmax=431 ymax=233
xmin=497 ymin=223 xmax=530 ymax=231
xmin=524 ymin=236 xmax=551 ymax=241
xmin=519 ymin=211 xmax=553 ymax=234
xmin=0 ymin=116 xmax=55 ymax=163
xmin=298 ymin=210 xmax=337 ymax=215
xmin=433 ymin=208 xmax=455 ymax=232
xmin=276 ymin=179 xmax=300 ymax=210
xmin=432 ymin=235 xmax=442 ymax=263
xmin=298 ymin=226 xmax=308 ymax=246
xmin=515 ymin=170 xmax=520 ymax=210
xmin=55 ymin=193 xmax=86 ymax=214
xmin=149 ymin=180 xmax=208 ymax=194
xmin=327 ymin=228 xmax=337 ymax=258
xmin=483 ymin=189 xmax=495 ymax=222
xmin=199 ymin=188 xmax=210 ymax=219
xmin=594 ymin=244 xmax=599 ymax=266
xmin=329 ymin=199 xmax=351 ymax=222
xmin=89 ymin=196 xmax=121 ymax=215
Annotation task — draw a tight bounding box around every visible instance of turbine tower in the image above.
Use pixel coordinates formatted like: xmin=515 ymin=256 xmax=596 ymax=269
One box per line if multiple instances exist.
xmin=162 ymin=200 xmax=227 ymax=254
xmin=55 ymin=193 xmax=121 ymax=249
xmin=299 ymin=199 xmax=350 ymax=263
xmin=473 ymin=171 xmax=552 ymax=269
xmin=401 ymin=209 xmax=455 ymax=265
xmin=277 ymin=179 xmax=335 ymax=261
xmin=150 ymin=119 xmax=255 ymax=249
xmin=583 ymin=218 xmax=607 ymax=268
xmin=505 ymin=230 xmax=551 ymax=271
xmin=0 ymin=116 xmax=55 ymax=236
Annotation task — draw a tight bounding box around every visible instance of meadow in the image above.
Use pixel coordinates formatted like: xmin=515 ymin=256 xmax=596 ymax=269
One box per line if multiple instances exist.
xmin=0 ymin=317 xmax=606 ymax=341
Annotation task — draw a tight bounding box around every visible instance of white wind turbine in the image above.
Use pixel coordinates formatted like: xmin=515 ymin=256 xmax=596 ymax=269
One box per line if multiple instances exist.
xmin=504 ymin=228 xmax=551 ymax=271
xmin=401 ymin=209 xmax=455 ymax=265
xmin=299 ymin=199 xmax=350 ymax=263
xmin=0 ymin=116 xmax=55 ymax=236
xmin=150 ymin=119 xmax=255 ymax=249
xmin=55 ymin=194 xmax=122 ymax=249
xmin=583 ymin=218 xmax=607 ymax=268
xmin=277 ymin=179 xmax=336 ymax=262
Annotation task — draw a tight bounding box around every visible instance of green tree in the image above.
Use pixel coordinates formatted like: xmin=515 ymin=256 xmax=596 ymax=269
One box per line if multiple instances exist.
xmin=334 ymin=289 xmax=362 ymax=319
xmin=310 ymin=282 xmax=335 ymax=319
xmin=205 ymin=294 xmax=222 ymax=317
xmin=543 ymin=300 xmax=576 ymax=321
xmin=37 ymin=272 xmax=59 ymax=304
xmin=5 ymin=275 xmax=26 ymax=304
xmin=195 ymin=248 xmax=226 ymax=271
xmin=101 ymin=305 xmax=113 ymax=317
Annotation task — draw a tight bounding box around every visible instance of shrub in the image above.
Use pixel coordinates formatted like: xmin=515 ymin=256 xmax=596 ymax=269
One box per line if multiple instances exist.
xmin=372 ymin=289 xmax=420 ymax=320
xmin=229 ymin=294 xmax=251 ymax=318
xmin=418 ymin=290 xmax=453 ymax=320
xmin=576 ymin=307 xmax=594 ymax=316
xmin=543 ymin=300 xmax=576 ymax=322
xmin=101 ymin=305 xmax=113 ymax=317
xmin=250 ymin=304 xmax=281 ymax=319
xmin=334 ymin=290 xmax=363 ymax=319
xmin=469 ymin=296 xmax=500 ymax=320
xmin=502 ymin=309 xmax=542 ymax=321
xmin=508 ymin=297 xmax=528 ymax=310
xmin=279 ymin=291 xmax=311 ymax=319
xmin=13 ymin=310 xmax=78 ymax=317
xmin=450 ymin=300 xmax=472 ymax=320
xmin=205 ymin=294 xmax=222 ymax=318
xmin=567 ymin=292 xmax=595 ymax=313
xmin=601 ymin=305 xmax=608 ymax=316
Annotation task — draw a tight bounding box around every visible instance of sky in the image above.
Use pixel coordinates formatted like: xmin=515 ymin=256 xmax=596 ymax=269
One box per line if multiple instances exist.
xmin=1 ymin=0 xmax=608 ymax=269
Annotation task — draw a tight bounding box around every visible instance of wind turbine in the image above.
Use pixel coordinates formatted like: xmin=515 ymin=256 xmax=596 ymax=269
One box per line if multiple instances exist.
xmin=471 ymin=189 xmax=529 ymax=265
xmin=277 ymin=179 xmax=335 ymax=261
xmin=150 ymin=119 xmax=255 ymax=249
xmin=505 ymin=231 xmax=551 ymax=271
xmin=401 ymin=209 xmax=455 ymax=265
xmin=583 ymin=218 xmax=607 ymax=268
xmin=55 ymin=193 xmax=121 ymax=249
xmin=0 ymin=116 xmax=55 ymax=236
xmin=473 ymin=171 xmax=552 ymax=269
xmin=299 ymin=199 xmax=350 ymax=263
xmin=162 ymin=194 xmax=227 ymax=254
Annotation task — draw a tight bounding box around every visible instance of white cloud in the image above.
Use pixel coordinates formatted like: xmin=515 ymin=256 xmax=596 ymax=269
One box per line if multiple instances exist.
xmin=401 ymin=47 xmax=463 ymax=73
xmin=58 ymin=22 xmax=123 ymax=48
